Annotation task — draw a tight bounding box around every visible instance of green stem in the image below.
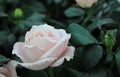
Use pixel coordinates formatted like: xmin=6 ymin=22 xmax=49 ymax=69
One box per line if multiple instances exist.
xmin=106 ymin=46 xmax=112 ymax=52
xmin=82 ymin=8 xmax=91 ymax=25
xmin=86 ymin=8 xmax=92 ymax=17
xmin=48 ymin=67 xmax=54 ymax=77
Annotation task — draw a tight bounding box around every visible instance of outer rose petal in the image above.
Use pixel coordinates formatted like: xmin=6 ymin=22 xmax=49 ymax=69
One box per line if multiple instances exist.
xmin=0 ymin=74 xmax=6 ymax=77
xmin=51 ymin=46 xmax=75 ymax=67
xmin=12 ymin=42 xmax=31 ymax=63
xmin=6 ymin=61 xmax=18 ymax=77
xmin=0 ymin=61 xmax=18 ymax=77
xmin=13 ymin=41 xmax=55 ymax=62
xmin=19 ymin=58 xmax=56 ymax=70
xmin=0 ymin=67 xmax=9 ymax=77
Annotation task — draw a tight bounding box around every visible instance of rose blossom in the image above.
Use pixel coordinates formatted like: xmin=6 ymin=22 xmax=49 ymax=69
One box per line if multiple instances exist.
xmin=12 ymin=24 xmax=75 ymax=70
xmin=76 ymin=0 xmax=97 ymax=8
xmin=0 ymin=60 xmax=18 ymax=77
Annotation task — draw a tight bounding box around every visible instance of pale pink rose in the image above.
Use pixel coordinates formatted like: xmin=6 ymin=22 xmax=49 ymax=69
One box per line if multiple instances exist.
xmin=0 ymin=60 xmax=18 ymax=77
xmin=12 ymin=24 xmax=75 ymax=70
xmin=76 ymin=0 xmax=97 ymax=8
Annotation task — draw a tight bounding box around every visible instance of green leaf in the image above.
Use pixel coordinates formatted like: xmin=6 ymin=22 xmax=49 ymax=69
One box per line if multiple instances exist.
xmin=89 ymin=68 xmax=106 ymax=77
xmin=28 ymin=1 xmax=46 ymax=12
xmin=67 ymin=23 xmax=97 ymax=46
xmin=115 ymin=49 xmax=120 ymax=73
xmin=81 ymin=45 xmax=103 ymax=70
xmin=25 ymin=12 xmax=46 ymax=26
xmin=8 ymin=34 xmax=16 ymax=45
xmin=0 ymin=12 xmax=8 ymax=17
xmin=26 ymin=12 xmax=46 ymax=21
xmin=104 ymin=53 xmax=113 ymax=64
xmin=0 ymin=31 xmax=8 ymax=45
xmin=17 ymin=68 xmax=48 ymax=77
xmin=27 ymin=70 xmax=48 ymax=77
xmin=5 ymin=0 xmax=19 ymax=4
xmin=115 ymin=29 xmax=120 ymax=48
xmin=54 ymin=0 xmax=63 ymax=4
xmin=117 ymin=0 xmax=120 ymax=3
xmin=105 ymin=68 xmax=113 ymax=77
xmin=64 ymin=7 xmax=85 ymax=18
xmin=0 ymin=55 xmax=10 ymax=65
xmin=87 ymin=18 xmax=116 ymax=32
xmin=57 ymin=68 xmax=89 ymax=77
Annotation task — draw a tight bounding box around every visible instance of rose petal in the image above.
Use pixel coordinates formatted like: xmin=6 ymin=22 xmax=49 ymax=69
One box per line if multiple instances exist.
xmin=51 ymin=46 xmax=75 ymax=67
xmin=40 ymin=35 xmax=70 ymax=59
xmin=25 ymin=24 xmax=60 ymax=41
xmin=13 ymin=42 xmax=53 ymax=62
xmin=30 ymin=37 xmax=57 ymax=53
xmin=0 ymin=67 xmax=9 ymax=77
xmin=6 ymin=61 xmax=18 ymax=77
xmin=12 ymin=42 xmax=31 ymax=63
xmin=0 ymin=74 xmax=6 ymax=77
xmin=19 ymin=58 xmax=56 ymax=70
xmin=57 ymin=29 xmax=68 ymax=37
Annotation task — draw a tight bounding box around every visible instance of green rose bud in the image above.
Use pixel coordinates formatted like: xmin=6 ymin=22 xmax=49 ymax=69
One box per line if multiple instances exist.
xmin=104 ymin=32 xmax=116 ymax=52
xmin=14 ymin=8 xmax=23 ymax=19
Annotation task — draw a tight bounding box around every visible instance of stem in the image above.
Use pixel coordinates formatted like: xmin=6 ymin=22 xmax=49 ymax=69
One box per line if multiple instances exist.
xmin=82 ymin=8 xmax=92 ymax=26
xmin=106 ymin=46 xmax=112 ymax=52
xmin=48 ymin=67 xmax=54 ymax=77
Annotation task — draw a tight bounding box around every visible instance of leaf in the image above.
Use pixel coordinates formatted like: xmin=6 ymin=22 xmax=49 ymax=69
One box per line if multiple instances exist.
xmin=0 ymin=12 xmax=8 ymax=17
xmin=64 ymin=7 xmax=85 ymax=18
xmin=115 ymin=49 xmax=120 ymax=73
xmin=117 ymin=0 xmax=120 ymax=3
xmin=87 ymin=18 xmax=116 ymax=32
xmin=0 ymin=55 xmax=10 ymax=65
xmin=0 ymin=31 xmax=8 ymax=45
xmin=25 ymin=12 xmax=46 ymax=26
xmin=67 ymin=23 xmax=97 ymax=46
xmin=5 ymin=0 xmax=19 ymax=4
xmin=17 ymin=68 xmax=48 ymax=77
xmin=57 ymin=68 xmax=89 ymax=77
xmin=105 ymin=68 xmax=113 ymax=77
xmin=26 ymin=12 xmax=46 ymax=21
xmin=89 ymin=68 xmax=106 ymax=77
xmin=28 ymin=1 xmax=46 ymax=12
xmin=115 ymin=29 xmax=120 ymax=48
xmin=81 ymin=45 xmax=103 ymax=70
xmin=27 ymin=70 xmax=48 ymax=77
xmin=104 ymin=53 xmax=113 ymax=64
xmin=54 ymin=0 xmax=63 ymax=4
xmin=8 ymin=34 xmax=16 ymax=45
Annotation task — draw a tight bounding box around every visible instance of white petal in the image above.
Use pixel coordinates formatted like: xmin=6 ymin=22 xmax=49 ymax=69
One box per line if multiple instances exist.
xmin=40 ymin=36 xmax=68 ymax=59
xmin=19 ymin=58 xmax=56 ymax=70
xmin=0 ymin=74 xmax=6 ymax=77
xmin=51 ymin=46 xmax=75 ymax=67
xmin=12 ymin=42 xmax=31 ymax=63
xmin=6 ymin=60 xmax=18 ymax=77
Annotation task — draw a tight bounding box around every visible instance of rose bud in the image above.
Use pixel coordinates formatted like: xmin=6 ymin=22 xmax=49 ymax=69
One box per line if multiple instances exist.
xmin=76 ymin=0 xmax=97 ymax=8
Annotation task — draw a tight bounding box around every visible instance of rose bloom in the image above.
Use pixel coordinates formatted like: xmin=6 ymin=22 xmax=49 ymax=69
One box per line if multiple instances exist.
xmin=0 ymin=61 xmax=18 ymax=77
xmin=12 ymin=24 xmax=75 ymax=70
xmin=76 ymin=0 xmax=97 ymax=8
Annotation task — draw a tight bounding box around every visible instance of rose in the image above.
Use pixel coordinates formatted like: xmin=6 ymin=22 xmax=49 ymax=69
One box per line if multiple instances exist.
xmin=12 ymin=24 xmax=75 ymax=70
xmin=76 ymin=0 xmax=97 ymax=8
xmin=0 ymin=61 xmax=18 ymax=77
